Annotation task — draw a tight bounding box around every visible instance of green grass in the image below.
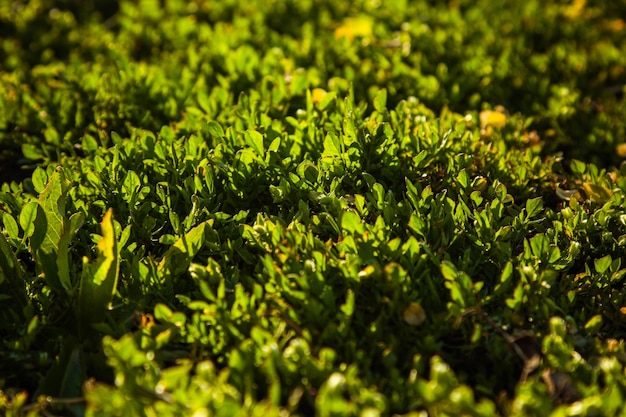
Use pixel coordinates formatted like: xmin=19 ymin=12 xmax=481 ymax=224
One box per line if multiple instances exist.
xmin=1 ymin=0 xmax=626 ymax=415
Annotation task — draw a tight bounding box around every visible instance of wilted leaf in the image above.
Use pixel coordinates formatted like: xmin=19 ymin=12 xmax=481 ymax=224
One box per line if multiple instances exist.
xmin=403 ymin=302 xmax=426 ymax=326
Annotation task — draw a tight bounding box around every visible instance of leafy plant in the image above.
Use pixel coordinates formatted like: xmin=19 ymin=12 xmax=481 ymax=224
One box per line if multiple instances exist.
xmin=2 ymin=0 xmax=626 ymax=416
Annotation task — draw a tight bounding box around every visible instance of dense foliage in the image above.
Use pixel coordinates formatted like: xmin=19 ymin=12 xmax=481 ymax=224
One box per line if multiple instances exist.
xmin=1 ymin=0 xmax=626 ymax=415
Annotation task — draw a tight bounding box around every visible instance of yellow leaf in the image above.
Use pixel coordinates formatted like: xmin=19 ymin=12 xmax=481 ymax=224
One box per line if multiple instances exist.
xmin=616 ymin=143 xmax=626 ymax=158
xmin=563 ymin=0 xmax=586 ymax=20
xmin=78 ymin=208 xmax=119 ymax=335
xmin=403 ymin=302 xmax=426 ymax=326
xmin=479 ymin=110 xmax=507 ymax=129
xmin=311 ymin=88 xmax=328 ymax=104
xmin=582 ymin=182 xmax=612 ymax=203
xmin=334 ymin=16 xmax=374 ymax=41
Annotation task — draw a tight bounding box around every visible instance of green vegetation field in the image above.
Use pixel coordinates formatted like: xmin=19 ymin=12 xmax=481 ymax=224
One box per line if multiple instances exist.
xmin=2 ymin=0 xmax=626 ymax=415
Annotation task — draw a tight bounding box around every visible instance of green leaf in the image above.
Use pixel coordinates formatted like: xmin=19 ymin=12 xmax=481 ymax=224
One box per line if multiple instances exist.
xmin=19 ymin=202 xmax=38 ymax=239
xmin=319 ymin=91 xmax=337 ymax=110
xmin=245 ymin=130 xmax=265 ymax=156
xmin=570 ymin=159 xmax=586 ymax=175
xmin=339 ymin=289 xmax=355 ymax=317
xmin=198 ymin=91 xmax=212 ymax=114
xmin=525 ymin=197 xmax=544 ymax=218
xmin=340 ymin=211 xmax=364 ymax=235
xmin=440 ymin=260 xmax=458 ymax=282
xmin=22 ymin=143 xmax=44 ymax=160
xmin=207 ymin=121 xmax=225 ymax=138
xmin=373 ymin=88 xmax=387 ymax=113
xmin=79 ymin=209 xmax=119 ymax=334
xmin=30 ymin=167 xmax=73 ymax=292
xmin=456 ymin=169 xmax=469 ymax=189
xmin=490 ymin=261 xmax=514 ymax=301
xmin=154 ymin=303 xmax=173 ymax=322
xmin=584 ymin=315 xmax=603 ymax=334
xmin=2 ymin=213 xmax=19 ymax=241
xmin=529 ymin=234 xmax=549 ymax=259
xmin=594 ymin=255 xmax=612 ymax=274
xmin=158 ymin=219 xmax=214 ymax=278
xmin=323 ymin=132 xmax=342 ymax=157
xmin=31 ymin=167 xmax=49 ymax=193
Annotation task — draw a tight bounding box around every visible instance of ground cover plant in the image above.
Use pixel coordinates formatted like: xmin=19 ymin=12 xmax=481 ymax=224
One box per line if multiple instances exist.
xmin=1 ymin=0 xmax=626 ymax=415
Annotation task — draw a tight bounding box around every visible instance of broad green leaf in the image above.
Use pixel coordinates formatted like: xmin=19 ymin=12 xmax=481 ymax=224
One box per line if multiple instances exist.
xmin=30 ymin=167 xmax=72 ymax=292
xmin=323 ymin=132 xmax=342 ymax=157
xmin=2 ymin=213 xmax=19 ymax=241
xmin=441 ymin=261 xmax=475 ymax=308
xmin=31 ymin=167 xmax=49 ymax=193
xmin=245 ymin=130 xmax=265 ymax=157
xmin=154 ymin=303 xmax=173 ymax=322
xmin=594 ymin=255 xmax=612 ymax=274
xmin=198 ymin=90 xmax=212 ymax=114
xmin=207 ymin=121 xmax=225 ymax=138
xmin=525 ymin=197 xmax=544 ymax=218
xmin=158 ymin=219 xmax=214 ymax=277
xmin=341 ymin=211 xmax=364 ymax=234
xmin=268 ymin=137 xmax=281 ymax=152
xmin=440 ymin=260 xmax=458 ymax=282
xmin=570 ymin=159 xmax=586 ymax=175
xmin=22 ymin=143 xmax=44 ymax=160
xmin=529 ymin=234 xmax=549 ymax=259
xmin=44 ymin=127 xmax=60 ymax=145
xmin=79 ymin=209 xmax=119 ymax=334
xmin=19 ymin=202 xmax=38 ymax=239
xmin=373 ymin=88 xmax=387 ymax=113
xmin=456 ymin=169 xmax=469 ymax=189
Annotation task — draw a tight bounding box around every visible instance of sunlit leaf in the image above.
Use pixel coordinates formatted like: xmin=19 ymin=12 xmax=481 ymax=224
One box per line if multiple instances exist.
xmin=334 ymin=16 xmax=374 ymax=40
xmin=582 ymin=182 xmax=612 ymax=203
xmin=479 ymin=109 xmax=507 ymax=129
xmin=158 ymin=219 xmax=214 ymax=278
xmin=79 ymin=209 xmax=119 ymax=334
xmin=311 ymin=88 xmax=328 ymax=104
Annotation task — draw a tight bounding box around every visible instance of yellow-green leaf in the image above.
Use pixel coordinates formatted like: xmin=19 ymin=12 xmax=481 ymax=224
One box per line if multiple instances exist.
xmin=79 ymin=209 xmax=119 ymax=334
xmin=582 ymin=182 xmax=612 ymax=203
xmin=158 ymin=219 xmax=214 ymax=278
